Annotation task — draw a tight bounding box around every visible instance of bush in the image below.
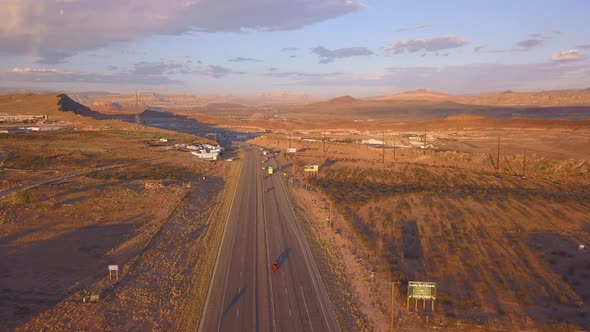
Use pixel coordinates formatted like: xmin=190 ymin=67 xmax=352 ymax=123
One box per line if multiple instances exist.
xmin=13 ymin=190 xmax=33 ymax=205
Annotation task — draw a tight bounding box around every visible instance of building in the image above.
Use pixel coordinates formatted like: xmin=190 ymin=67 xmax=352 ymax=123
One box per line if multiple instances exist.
xmin=361 ymin=139 xmax=384 ymax=145
xmin=191 ymin=151 xmax=219 ymax=160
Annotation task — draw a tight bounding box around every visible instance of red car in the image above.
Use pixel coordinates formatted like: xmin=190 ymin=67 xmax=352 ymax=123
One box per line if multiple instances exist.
xmin=271 ymin=263 xmax=280 ymax=270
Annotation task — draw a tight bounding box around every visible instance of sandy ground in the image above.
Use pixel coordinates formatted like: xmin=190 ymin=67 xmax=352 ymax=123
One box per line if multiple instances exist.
xmin=0 ymin=129 xmax=238 ymax=330
xmin=253 ymin=124 xmax=590 ymax=331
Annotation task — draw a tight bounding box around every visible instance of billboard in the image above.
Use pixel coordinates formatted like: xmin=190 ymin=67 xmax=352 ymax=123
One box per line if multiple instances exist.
xmin=287 ymin=148 xmax=297 ymax=153
xmin=408 ymin=281 xmax=436 ymax=300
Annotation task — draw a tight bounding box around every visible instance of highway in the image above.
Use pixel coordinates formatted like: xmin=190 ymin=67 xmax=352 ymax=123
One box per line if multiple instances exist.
xmin=199 ymin=146 xmax=339 ymax=332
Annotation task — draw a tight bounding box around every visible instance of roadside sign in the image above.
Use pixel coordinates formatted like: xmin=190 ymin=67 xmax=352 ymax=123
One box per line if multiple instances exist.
xmin=108 ymin=265 xmax=119 ymax=280
xmin=304 ymin=165 xmax=319 ymax=172
xmin=408 ymin=281 xmax=436 ymax=300
xmin=407 ymin=281 xmax=437 ymax=312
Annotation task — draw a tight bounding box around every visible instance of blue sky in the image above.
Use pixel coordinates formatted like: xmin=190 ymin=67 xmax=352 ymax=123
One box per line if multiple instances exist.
xmin=1 ymin=0 xmax=589 ymax=97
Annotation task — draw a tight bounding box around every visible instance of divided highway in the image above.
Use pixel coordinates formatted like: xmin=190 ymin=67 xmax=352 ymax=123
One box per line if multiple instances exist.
xmin=199 ymin=146 xmax=339 ymax=332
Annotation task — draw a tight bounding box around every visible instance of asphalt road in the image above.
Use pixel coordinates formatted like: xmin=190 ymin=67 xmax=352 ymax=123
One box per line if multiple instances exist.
xmin=199 ymin=146 xmax=339 ymax=332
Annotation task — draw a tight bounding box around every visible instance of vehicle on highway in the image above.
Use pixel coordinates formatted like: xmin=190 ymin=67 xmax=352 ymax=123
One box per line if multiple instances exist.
xmin=268 ymin=166 xmax=273 ymax=175
xmin=271 ymin=262 xmax=280 ymax=270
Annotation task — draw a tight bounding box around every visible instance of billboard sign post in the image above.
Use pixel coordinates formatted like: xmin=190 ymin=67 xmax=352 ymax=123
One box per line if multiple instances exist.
xmin=407 ymin=281 xmax=436 ymax=312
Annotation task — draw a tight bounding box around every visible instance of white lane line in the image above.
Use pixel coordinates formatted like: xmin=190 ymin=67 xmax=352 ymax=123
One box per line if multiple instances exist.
xmin=301 ymin=286 xmax=314 ymax=332
xmin=285 ymin=287 xmax=288 ymax=295
xmin=237 ymin=308 xmax=239 ymax=317
xmin=261 ymin=167 xmax=277 ymax=332
xmin=278 ymin=177 xmax=332 ymax=332
xmin=199 ymin=146 xmax=244 ymax=332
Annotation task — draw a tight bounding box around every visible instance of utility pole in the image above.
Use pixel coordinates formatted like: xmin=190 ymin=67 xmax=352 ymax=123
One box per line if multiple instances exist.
xmin=423 ymin=129 xmax=427 ymax=156
xmin=382 ymin=129 xmax=385 ymax=164
xmin=323 ymin=132 xmax=326 ymax=153
xmin=496 ymin=136 xmax=501 ymax=171
xmin=135 ymin=90 xmax=140 ymax=125
xmin=328 ymin=202 xmax=332 ymax=228
xmin=391 ymin=280 xmax=400 ymax=332
xmin=523 ymin=149 xmax=527 ymax=177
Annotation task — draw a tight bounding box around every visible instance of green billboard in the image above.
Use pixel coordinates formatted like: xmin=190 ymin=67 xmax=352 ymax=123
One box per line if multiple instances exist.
xmin=408 ymin=281 xmax=437 ymax=300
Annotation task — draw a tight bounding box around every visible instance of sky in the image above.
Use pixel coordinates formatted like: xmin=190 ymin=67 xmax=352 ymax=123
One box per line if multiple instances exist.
xmin=1 ymin=0 xmax=590 ymax=97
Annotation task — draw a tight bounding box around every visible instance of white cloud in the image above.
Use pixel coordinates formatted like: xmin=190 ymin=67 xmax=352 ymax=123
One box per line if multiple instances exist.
xmin=551 ymin=49 xmax=586 ymax=62
xmin=1 ymin=67 xmax=180 ymax=85
xmin=383 ymin=35 xmax=469 ymax=55
xmin=1 ymin=60 xmax=246 ymax=85
xmin=0 ymin=0 xmax=364 ymax=64
xmin=10 ymin=67 xmax=57 ymax=73
xmin=312 ymin=46 xmax=373 ymax=64
xmin=395 ymin=25 xmax=426 ymax=32
xmin=267 ymin=62 xmax=590 ymax=94
xmin=228 ymin=57 xmax=262 ymax=62
xmin=187 ymin=65 xmax=246 ymax=78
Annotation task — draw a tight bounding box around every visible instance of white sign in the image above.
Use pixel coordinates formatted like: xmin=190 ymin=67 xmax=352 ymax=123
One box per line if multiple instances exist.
xmin=304 ymin=165 xmax=319 ymax=172
xmin=287 ymin=148 xmax=297 ymax=153
xmin=108 ymin=265 xmax=119 ymax=271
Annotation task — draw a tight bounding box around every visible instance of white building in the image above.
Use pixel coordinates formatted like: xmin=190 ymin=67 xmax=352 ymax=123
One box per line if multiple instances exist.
xmin=361 ymin=139 xmax=384 ymax=145
xmin=191 ymin=151 xmax=219 ymax=160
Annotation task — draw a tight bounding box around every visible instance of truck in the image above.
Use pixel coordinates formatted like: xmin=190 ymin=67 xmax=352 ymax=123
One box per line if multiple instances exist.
xmin=263 ymin=150 xmax=268 ymax=156
xmin=268 ymin=166 xmax=273 ymax=175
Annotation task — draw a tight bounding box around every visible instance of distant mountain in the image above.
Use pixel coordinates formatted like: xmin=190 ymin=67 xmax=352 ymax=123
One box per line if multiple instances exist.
xmin=370 ymin=89 xmax=454 ymax=101
xmin=326 ymin=95 xmax=358 ymax=103
xmin=459 ymin=88 xmax=590 ymax=106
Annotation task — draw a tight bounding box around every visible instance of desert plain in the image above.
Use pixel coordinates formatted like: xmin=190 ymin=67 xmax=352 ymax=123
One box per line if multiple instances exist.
xmin=1 ymin=89 xmax=589 ymax=331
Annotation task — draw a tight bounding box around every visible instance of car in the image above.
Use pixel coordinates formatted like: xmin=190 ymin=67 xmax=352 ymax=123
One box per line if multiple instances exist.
xmin=271 ymin=263 xmax=280 ymax=270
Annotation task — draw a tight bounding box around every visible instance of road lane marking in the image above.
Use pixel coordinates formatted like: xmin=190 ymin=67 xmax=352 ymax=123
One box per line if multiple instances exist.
xmin=277 ymin=172 xmax=333 ymax=332
xmin=301 ymin=286 xmax=314 ymax=332
xmin=261 ymin=163 xmax=277 ymax=332
xmin=200 ymin=149 xmax=245 ymax=332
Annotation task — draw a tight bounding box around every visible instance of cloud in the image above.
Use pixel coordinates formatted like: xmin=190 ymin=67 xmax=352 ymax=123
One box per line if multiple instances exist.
xmin=576 ymin=43 xmax=590 ymax=49
xmin=266 ymin=70 xmax=344 ymax=80
xmin=0 ymin=0 xmax=365 ymax=64
xmin=395 ymin=25 xmax=426 ymax=32
xmin=516 ymin=38 xmax=543 ymax=49
xmin=131 ymin=62 xmax=182 ymax=75
xmin=1 ymin=67 xmax=180 ymax=85
xmin=1 ymin=59 xmax=246 ymax=86
xmin=473 ymin=45 xmax=486 ymax=53
xmin=267 ymin=62 xmax=590 ymax=93
xmin=281 ymin=47 xmax=299 ymax=52
xmin=228 ymin=57 xmax=261 ymax=62
xmin=551 ymin=49 xmax=586 ymax=62
xmin=383 ymin=35 xmax=469 ymax=55
xmin=10 ymin=67 xmax=57 ymax=73
xmin=312 ymin=46 xmax=373 ymax=63
xmin=192 ymin=65 xmax=246 ymax=78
